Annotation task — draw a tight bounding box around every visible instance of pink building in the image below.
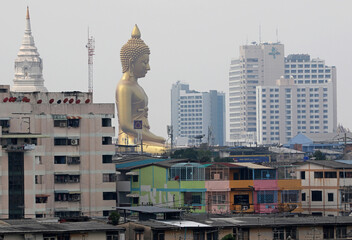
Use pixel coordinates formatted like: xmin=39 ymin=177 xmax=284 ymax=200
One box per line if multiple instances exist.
xmin=0 ymin=8 xmax=116 ymax=219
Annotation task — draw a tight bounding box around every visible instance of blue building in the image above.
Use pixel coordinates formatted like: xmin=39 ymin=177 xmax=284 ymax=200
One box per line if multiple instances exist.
xmin=171 ymin=82 xmax=225 ymax=146
xmin=284 ymin=132 xmax=349 ymax=154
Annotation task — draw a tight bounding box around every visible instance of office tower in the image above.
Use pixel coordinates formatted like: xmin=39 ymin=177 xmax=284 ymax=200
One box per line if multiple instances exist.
xmin=256 ymin=54 xmax=337 ymax=145
xmin=228 ymin=43 xmax=285 ymax=144
xmin=171 ymin=82 xmax=225 ymax=147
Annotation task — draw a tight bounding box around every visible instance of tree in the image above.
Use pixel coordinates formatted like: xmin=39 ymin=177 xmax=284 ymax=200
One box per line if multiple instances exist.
xmin=108 ymin=211 xmax=120 ymax=225
xmin=312 ymin=150 xmax=326 ymax=160
xmin=221 ymin=234 xmax=235 ymax=240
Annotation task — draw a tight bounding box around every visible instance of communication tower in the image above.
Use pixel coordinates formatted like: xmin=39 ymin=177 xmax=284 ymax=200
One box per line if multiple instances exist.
xmin=86 ymin=29 xmax=95 ymax=93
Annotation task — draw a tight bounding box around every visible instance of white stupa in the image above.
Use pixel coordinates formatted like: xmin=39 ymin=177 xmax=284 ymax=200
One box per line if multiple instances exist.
xmin=11 ymin=7 xmax=48 ymax=92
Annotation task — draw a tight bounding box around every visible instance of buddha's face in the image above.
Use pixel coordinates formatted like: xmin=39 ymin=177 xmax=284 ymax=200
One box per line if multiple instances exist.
xmin=132 ymin=54 xmax=150 ymax=78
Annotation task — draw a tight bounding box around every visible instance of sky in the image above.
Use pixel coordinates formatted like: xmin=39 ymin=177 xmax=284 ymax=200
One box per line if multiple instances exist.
xmin=0 ymin=0 xmax=351 ymax=140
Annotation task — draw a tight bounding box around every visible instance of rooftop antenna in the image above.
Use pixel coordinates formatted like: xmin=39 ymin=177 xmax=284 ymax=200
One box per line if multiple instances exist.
xmin=86 ymin=27 xmax=95 ymax=93
xmin=259 ymin=24 xmax=262 ymax=44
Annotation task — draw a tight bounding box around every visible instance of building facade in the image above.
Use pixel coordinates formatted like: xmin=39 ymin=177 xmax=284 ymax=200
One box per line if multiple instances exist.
xmin=171 ymin=82 xmax=225 ymax=147
xmin=229 ymin=44 xmax=337 ymax=146
xmin=257 ymin=75 xmax=336 ymax=145
xmin=0 ymin=86 xmax=116 ymax=219
xmin=228 ymin=43 xmax=285 ymax=144
xmin=296 ymin=160 xmax=352 ymax=217
xmin=0 ymin=8 xmax=116 ymax=219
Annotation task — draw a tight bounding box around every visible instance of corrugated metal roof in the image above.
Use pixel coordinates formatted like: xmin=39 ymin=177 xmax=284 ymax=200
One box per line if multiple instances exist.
xmin=115 ymin=158 xmax=167 ymax=169
xmin=229 ymin=162 xmax=273 ymax=169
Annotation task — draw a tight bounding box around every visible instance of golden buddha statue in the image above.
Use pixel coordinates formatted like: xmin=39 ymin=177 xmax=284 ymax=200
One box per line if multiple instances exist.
xmin=116 ymin=25 xmax=165 ymax=154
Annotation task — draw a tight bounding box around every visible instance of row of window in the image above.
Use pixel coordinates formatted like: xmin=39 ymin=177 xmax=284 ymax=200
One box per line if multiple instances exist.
xmin=54 ymin=137 xmax=112 ymax=146
xmin=53 ymin=118 xmax=112 ymax=128
xmin=285 ymin=64 xmax=327 ymax=68
xmin=301 ymin=171 xmax=352 ymax=179
xmin=35 ymin=173 xmax=115 ymax=184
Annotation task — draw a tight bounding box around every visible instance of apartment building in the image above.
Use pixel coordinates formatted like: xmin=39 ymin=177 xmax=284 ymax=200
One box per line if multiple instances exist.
xmin=171 ymin=82 xmax=225 ymax=146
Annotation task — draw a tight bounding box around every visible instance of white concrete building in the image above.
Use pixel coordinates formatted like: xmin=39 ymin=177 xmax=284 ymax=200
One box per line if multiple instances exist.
xmin=256 ymin=54 xmax=337 ymax=145
xmin=228 ymin=43 xmax=284 ymax=145
xmin=171 ymin=82 xmax=225 ymax=147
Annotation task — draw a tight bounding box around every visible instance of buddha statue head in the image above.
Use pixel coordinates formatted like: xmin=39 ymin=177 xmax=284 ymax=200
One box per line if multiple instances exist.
xmin=120 ymin=25 xmax=151 ymax=78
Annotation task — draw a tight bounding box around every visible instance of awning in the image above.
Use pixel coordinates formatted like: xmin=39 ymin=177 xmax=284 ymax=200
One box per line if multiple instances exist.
xmin=0 ymin=117 xmax=10 ymax=120
xmin=126 ymin=171 xmax=139 ymax=176
xmin=126 ymin=193 xmax=139 ymax=198
xmin=67 ymin=116 xmax=82 ymax=119
xmin=35 ymin=194 xmax=50 ymax=197
xmin=54 ymin=190 xmax=69 ymax=193
xmin=54 ymin=172 xmax=80 ymax=175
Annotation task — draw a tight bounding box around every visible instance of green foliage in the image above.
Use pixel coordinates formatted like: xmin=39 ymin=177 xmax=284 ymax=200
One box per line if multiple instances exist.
xmin=109 ymin=211 xmax=120 ymax=225
xmin=221 ymin=234 xmax=235 ymax=240
xmin=171 ymin=148 xmax=212 ymax=162
xmin=312 ymin=150 xmax=326 ymax=160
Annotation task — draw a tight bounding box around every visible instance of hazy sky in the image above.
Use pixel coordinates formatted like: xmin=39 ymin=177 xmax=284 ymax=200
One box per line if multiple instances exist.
xmin=1 ymin=0 xmax=351 ymax=139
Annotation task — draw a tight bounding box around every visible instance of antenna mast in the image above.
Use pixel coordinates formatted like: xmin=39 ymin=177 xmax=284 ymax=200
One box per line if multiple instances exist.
xmin=86 ymin=28 xmax=95 ymax=93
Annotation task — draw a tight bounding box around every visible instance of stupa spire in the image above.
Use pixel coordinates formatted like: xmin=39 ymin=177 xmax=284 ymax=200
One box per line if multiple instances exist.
xmin=11 ymin=7 xmax=48 ymax=92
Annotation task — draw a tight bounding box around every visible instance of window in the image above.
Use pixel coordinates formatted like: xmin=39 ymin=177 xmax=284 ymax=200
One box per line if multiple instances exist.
xmin=336 ymin=226 xmax=347 ymax=239
xmin=103 ymin=173 xmax=116 ymax=182
xmin=103 ymin=192 xmax=117 ymax=200
xmin=35 ymin=175 xmax=43 ymax=184
xmin=234 ymin=195 xmax=249 ymax=205
xmin=281 ymin=190 xmax=299 ymax=203
xmin=67 ymin=119 xmax=80 ymax=127
xmin=312 ymin=191 xmax=322 ymax=201
xmin=302 ymin=192 xmax=306 ymax=201
xmin=132 ymin=175 xmax=138 ymax=182
xmin=54 ymin=174 xmax=80 ymax=183
xmin=54 ymin=156 xmax=66 ymax=164
xmin=36 ymin=196 xmax=48 ymax=203
xmin=328 ymin=193 xmax=334 ymax=202
xmin=314 ymin=172 xmax=323 ymax=178
xmin=102 ymin=137 xmax=112 ymax=145
xmin=257 ymin=191 xmax=276 ymax=203
xmin=103 ymin=155 xmax=113 ymax=163
xmin=325 ymin=172 xmax=337 ymax=178
xmin=102 ymin=118 xmax=112 ymax=127
xmin=106 ymin=231 xmax=119 ymax=240
xmin=135 ymin=230 xmax=144 ymax=240
xmin=301 ymin=171 xmax=305 ymax=179
xmin=55 ymin=193 xmax=81 ymax=202
xmin=323 ymin=226 xmax=334 ymax=239
xmin=67 ymin=156 xmax=80 ymax=165
xmin=193 ymin=230 xmax=205 ymax=240
xmin=54 ymin=120 xmax=67 ymax=127
xmin=153 ymin=231 xmax=165 ymax=240
xmin=273 ymin=227 xmax=284 ymax=240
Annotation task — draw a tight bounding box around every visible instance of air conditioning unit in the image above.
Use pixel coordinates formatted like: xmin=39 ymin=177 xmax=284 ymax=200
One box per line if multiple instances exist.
xmin=70 ymin=139 xmax=78 ymax=145
xmin=242 ymin=206 xmax=248 ymax=210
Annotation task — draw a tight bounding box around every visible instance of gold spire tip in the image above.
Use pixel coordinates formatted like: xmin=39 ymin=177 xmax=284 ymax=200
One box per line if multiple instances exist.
xmin=26 ymin=6 xmax=30 ymax=19
xmin=131 ymin=24 xmax=141 ymax=39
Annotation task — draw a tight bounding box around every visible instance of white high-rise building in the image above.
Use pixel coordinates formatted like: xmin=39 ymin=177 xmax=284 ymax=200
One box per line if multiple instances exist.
xmin=228 ymin=43 xmax=284 ymax=144
xmin=12 ymin=7 xmax=47 ymax=93
xmin=171 ymin=82 xmax=225 ymax=147
xmin=256 ymin=54 xmax=337 ymax=145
